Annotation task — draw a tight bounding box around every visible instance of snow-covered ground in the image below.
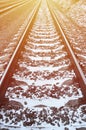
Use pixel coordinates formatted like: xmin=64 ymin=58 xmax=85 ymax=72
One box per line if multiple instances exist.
xmin=52 ymin=0 xmax=86 ymax=76
xmin=0 ymin=0 xmax=38 ymax=79
xmin=0 ymin=0 xmax=86 ymax=130
xmin=67 ymin=0 xmax=86 ymax=28
xmin=53 ymin=0 xmax=86 ymax=28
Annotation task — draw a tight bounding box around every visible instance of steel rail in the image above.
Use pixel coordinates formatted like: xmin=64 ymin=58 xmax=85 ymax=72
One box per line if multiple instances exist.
xmin=47 ymin=0 xmax=86 ymax=98
xmin=0 ymin=0 xmax=41 ymax=104
xmin=0 ymin=0 xmax=33 ymax=15
xmin=0 ymin=0 xmax=24 ymax=9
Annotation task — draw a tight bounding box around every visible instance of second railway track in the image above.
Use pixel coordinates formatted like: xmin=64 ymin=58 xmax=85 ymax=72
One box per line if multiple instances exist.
xmin=0 ymin=0 xmax=34 ymax=16
xmin=0 ymin=0 xmax=86 ymax=129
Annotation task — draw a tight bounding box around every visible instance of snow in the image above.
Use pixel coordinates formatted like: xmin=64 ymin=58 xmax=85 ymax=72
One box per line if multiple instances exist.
xmin=0 ymin=0 xmax=39 ymax=80
xmin=19 ymin=64 xmax=68 ymax=72
xmin=28 ymin=41 xmax=61 ymax=46
xmin=7 ymin=97 xmax=77 ymax=109
xmin=67 ymin=0 xmax=86 ymax=28
xmin=53 ymin=0 xmax=86 ymax=76
xmin=0 ymin=0 xmax=86 ymax=130
xmin=25 ymin=44 xmax=64 ymax=52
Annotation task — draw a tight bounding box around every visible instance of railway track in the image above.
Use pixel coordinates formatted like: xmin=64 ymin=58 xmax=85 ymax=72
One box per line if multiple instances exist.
xmin=0 ymin=0 xmax=86 ymax=129
xmin=0 ymin=0 xmax=40 ymax=77
xmin=0 ymin=0 xmax=33 ymax=15
xmin=0 ymin=0 xmax=41 ymax=101
xmin=0 ymin=0 xmax=25 ymax=9
xmin=46 ymin=0 xmax=86 ymax=97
